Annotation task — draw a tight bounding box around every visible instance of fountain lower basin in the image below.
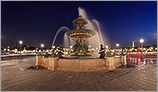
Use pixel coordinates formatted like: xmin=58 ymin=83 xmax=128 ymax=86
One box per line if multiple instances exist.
xmin=35 ymin=56 xmax=126 ymax=71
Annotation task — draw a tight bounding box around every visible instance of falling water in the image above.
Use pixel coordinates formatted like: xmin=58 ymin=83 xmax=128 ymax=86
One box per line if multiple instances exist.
xmin=64 ymin=34 xmax=75 ymax=48
xmin=52 ymin=26 xmax=70 ymax=47
xmin=64 ymin=34 xmax=70 ymax=48
xmin=84 ymin=19 xmax=104 ymax=48
xmin=92 ymin=19 xmax=104 ymax=44
xmin=78 ymin=7 xmax=109 ymax=48
xmin=52 ymin=7 xmax=109 ymax=49
xmin=78 ymin=7 xmax=88 ymax=18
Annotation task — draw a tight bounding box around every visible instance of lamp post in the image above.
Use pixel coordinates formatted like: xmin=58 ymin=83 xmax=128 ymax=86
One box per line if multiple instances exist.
xmin=41 ymin=44 xmax=44 ymax=55
xmin=139 ymin=39 xmax=144 ymax=49
xmin=139 ymin=39 xmax=144 ymax=60
xmin=19 ymin=41 xmax=23 ymax=58
xmin=116 ymin=43 xmax=119 ymax=55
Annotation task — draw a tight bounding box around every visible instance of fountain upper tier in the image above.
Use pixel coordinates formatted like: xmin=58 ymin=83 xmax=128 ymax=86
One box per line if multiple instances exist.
xmin=66 ymin=15 xmax=96 ymax=38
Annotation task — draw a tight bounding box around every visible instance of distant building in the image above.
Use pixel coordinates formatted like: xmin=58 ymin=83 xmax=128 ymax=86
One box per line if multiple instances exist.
xmin=131 ymin=41 xmax=135 ymax=48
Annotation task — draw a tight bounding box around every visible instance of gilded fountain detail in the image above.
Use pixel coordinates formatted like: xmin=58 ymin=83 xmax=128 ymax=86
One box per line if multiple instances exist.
xmin=66 ymin=15 xmax=96 ymax=56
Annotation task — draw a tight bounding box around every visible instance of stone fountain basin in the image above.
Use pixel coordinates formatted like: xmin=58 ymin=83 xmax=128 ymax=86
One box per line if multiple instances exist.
xmin=35 ymin=56 xmax=126 ymax=71
xmin=66 ymin=29 xmax=96 ymax=38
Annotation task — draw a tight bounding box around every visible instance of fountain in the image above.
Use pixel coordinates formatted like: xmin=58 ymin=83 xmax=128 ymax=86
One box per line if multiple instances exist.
xmin=35 ymin=7 xmax=127 ymax=71
xmin=66 ymin=15 xmax=96 ymax=56
xmin=78 ymin=7 xmax=109 ymax=48
xmin=52 ymin=7 xmax=109 ymax=49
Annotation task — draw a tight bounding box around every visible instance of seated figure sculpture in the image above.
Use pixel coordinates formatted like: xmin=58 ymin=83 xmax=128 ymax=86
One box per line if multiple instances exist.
xmin=99 ymin=44 xmax=106 ymax=58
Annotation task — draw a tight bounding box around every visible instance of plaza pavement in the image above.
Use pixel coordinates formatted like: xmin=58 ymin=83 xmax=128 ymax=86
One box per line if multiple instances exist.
xmin=1 ymin=56 xmax=157 ymax=91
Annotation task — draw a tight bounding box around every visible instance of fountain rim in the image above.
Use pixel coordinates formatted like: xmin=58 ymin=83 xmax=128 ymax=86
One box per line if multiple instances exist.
xmin=65 ymin=28 xmax=96 ymax=38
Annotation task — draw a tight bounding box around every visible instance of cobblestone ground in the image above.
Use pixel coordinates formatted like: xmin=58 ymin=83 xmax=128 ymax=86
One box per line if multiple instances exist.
xmin=1 ymin=56 xmax=157 ymax=91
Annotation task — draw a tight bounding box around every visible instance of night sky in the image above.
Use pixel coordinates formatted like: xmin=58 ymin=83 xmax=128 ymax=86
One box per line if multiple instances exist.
xmin=1 ymin=1 xmax=157 ymax=48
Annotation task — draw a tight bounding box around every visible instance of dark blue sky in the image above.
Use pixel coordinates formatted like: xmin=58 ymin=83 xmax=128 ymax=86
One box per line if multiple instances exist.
xmin=1 ymin=1 xmax=157 ymax=48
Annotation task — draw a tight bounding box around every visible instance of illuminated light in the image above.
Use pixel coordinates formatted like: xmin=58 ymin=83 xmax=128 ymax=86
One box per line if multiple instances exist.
xmin=116 ymin=43 xmax=119 ymax=47
xmin=130 ymin=49 xmax=132 ymax=51
xmin=4 ymin=48 xmax=6 ymax=51
xmin=139 ymin=39 xmax=144 ymax=43
xmin=41 ymin=44 xmax=44 ymax=48
xmin=14 ymin=49 xmax=18 ymax=53
xmin=96 ymin=48 xmax=98 ymax=50
xmin=70 ymin=46 xmax=73 ymax=48
xmin=105 ymin=45 xmax=108 ymax=49
xmin=155 ymin=48 xmax=157 ymax=50
xmin=19 ymin=41 xmax=23 ymax=44
xmin=137 ymin=58 xmax=141 ymax=65
xmin=150 ymin=47 xmax=153 ymax=49
xmin=52 ymin=46 xmax=55 ymax=48
xmin=115 ymin=55 xmax=120 ymax=57
xmin=88 ymin=45 xmax=91 ymax=48
xmin=135 ymin=49 xmax=137 ymax=51
xmin=7 ymin=49 xmax=10 ymax=51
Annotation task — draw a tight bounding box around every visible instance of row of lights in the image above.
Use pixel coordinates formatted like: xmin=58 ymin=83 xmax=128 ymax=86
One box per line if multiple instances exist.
xmin=115 ymin=39 xmax=144 ymax=48
xmin=10 ymin=38 xmax=145 ymax=52
xmin=70 ymin=32 xmax=92 ymax=37
xmin=19 ymin=40 xmax=45 ymax=47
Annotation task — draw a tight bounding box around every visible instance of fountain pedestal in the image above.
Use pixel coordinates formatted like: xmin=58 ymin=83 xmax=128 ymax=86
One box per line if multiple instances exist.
xmin=35 ymin=56 xmax=126 ymax=71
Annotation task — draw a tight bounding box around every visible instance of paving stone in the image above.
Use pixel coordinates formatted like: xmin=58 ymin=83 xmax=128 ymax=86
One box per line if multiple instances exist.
xmin=1 ymin=56 xmax=157 ymax=91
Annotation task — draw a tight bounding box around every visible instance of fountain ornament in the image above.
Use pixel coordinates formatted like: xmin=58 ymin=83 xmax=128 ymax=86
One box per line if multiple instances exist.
xmin=66 ymin=15 xmax=96 ymax=56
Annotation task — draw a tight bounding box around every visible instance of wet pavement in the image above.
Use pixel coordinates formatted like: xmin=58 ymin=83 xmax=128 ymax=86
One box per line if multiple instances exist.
xmin=1 ymin=56 xmax=157 ymax=91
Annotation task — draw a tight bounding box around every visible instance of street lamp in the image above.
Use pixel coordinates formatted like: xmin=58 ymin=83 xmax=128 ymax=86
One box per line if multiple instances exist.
xmin=139 ymin=39 xmax=144 ymax=59
xmin=139 ymin=39 xmax=144 ymax=51
xmin=116 ymin=43 xmax=119 ymax=47
xmin=41 ymin=44 xmax=44 ymax=48
xmin=40 ymin=44 xmax=44 ymax=54
xmin=52 ymin=46 xmax=55 ymax=49
xmin=19 ymin=41 xmax=23 ymax=57
xmin=140 ymin=39 xmax=144 ymax=43
xmin=116 ymin=43 xmax=119 ymax=55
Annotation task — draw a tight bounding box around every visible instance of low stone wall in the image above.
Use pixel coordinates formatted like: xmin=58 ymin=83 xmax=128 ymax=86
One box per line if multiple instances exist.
xmin=35 ymin=56 xmax=126 ymax=71
xmin=57 ymin=59 xmax=106 ymax=71
xmin=35 ymin=56 xmax=49 ymax=68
